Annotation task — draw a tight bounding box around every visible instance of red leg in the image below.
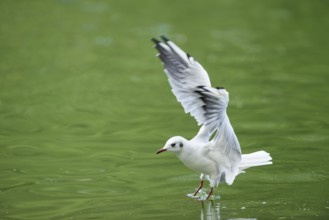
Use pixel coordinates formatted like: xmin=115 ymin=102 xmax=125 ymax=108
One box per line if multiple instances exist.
xmin=206 ymin=187 xmax=213 ymax=200
xmin=193 ymin=180 xmax=204 ymax=196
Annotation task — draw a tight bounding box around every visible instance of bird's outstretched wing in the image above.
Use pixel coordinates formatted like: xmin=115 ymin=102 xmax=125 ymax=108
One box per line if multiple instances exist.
xmin=152 ymin=37 xmax=225 ymax=132
xmin=152 ymin=36 xmax=241 ymax=163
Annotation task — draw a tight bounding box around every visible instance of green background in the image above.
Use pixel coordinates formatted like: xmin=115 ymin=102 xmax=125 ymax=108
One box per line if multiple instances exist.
xmin=1 ymin=0 xmax=328 ymax=219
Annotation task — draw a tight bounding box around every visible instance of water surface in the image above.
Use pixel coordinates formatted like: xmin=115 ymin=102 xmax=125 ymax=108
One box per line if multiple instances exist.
xmin=1 ymin=0 xmax=328 ymax=219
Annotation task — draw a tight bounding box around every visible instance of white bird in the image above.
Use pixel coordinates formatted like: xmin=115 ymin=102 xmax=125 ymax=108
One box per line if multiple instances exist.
xmin=152 ymin=36 xmax=272 ymax=200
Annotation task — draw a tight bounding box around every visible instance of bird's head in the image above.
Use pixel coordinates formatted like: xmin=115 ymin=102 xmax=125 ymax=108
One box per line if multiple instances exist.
xmin=156 ymin=136 xmax=188 ymax=154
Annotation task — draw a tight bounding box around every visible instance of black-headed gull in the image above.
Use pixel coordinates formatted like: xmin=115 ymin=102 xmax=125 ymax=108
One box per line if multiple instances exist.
xmin=152 ymin=36 xmax=272 ymax=200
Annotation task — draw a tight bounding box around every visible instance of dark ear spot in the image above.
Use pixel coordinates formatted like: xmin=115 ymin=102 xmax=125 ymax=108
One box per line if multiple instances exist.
xmin=171 ymin=143 xmax=175 ymax=148
xmin=179 ymin=143 xmax=183 ymax=147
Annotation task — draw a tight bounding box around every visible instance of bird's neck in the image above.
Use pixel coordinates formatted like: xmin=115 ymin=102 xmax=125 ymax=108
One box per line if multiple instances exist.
xmin=176 ymin=144 xmax=197 ymax=163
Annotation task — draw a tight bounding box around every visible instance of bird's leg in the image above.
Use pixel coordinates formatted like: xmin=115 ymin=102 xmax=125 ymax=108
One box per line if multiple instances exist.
xmin=206 ymin=187 xmax=213 ymax=200
xmin=193 ymin=180 xmax=204 ymax=196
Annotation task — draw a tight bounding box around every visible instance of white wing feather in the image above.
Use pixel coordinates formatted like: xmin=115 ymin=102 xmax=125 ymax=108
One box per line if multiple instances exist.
xmin=152 ymin=36 xmax=241 ymax=168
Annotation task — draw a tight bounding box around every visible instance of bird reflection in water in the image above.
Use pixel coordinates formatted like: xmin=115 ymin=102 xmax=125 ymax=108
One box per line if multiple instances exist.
xmin=200 ymin=200 xmax=220 ymax=220
xmin=189 ymin=191 xmax=221 ymax=220
xmin=198 ymin=197 xmax=257 ymax=220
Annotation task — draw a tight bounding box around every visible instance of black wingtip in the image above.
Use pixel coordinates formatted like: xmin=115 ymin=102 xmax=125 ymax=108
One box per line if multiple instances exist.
xmin=151 ymin=38 xmax=160 ymax=44
xmin=160 ymin=35 xmax=170 ymax=42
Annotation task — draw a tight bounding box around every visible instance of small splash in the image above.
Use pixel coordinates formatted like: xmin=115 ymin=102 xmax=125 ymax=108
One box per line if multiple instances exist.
xmin=187 ymin=193 xmax=201 ymax=199
xmin=187 ymin=189 xmax=220 ymax=201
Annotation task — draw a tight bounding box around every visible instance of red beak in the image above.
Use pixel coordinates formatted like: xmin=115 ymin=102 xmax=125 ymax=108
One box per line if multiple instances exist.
xmin=156 ymin=148 xmax=167 ymax=154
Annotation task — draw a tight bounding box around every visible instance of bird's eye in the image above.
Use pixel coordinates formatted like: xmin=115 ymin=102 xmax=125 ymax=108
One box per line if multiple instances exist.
xmin=179 ymin=143 xmax=183 ymax=147
xmin=171 ymin=143 xmax=175 ymax=148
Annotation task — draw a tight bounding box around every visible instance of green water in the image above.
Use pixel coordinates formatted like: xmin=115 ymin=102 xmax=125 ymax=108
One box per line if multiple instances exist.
xmin=1 ymin=0 xmax=328 ymax=219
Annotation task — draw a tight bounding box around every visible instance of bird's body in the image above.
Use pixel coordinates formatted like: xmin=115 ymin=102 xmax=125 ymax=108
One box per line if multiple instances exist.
xmin=152 ymin=36 xmax=272 ymax=199
xmin=176 ymin=138 xmax=217 ymax=178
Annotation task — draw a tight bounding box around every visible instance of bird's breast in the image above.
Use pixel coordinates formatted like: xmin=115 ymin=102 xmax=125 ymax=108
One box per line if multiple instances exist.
xmin=178 ymin=150 xmax=217 ymax=176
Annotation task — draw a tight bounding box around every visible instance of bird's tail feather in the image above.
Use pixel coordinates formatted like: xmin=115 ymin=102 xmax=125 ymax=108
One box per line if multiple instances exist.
xmin=239 ymin=151 xmax=272 ymax=171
